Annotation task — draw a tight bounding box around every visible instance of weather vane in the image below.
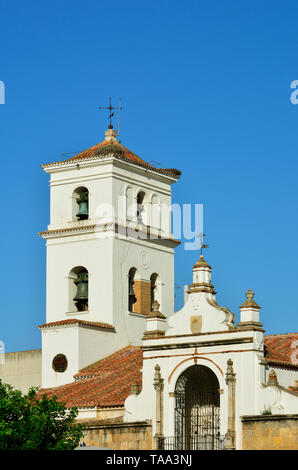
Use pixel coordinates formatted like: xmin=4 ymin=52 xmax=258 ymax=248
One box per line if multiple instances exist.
xmin=98 ymin=97 xmax=122 ymax=132
xmin=198 ymin=232 xmax=209 ymax=256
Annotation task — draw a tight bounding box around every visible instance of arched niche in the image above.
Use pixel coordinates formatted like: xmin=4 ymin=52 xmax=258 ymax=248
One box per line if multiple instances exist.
xmin=68 ymin=266 xmax=89 ymax=312
xmin=72 ymin=187 xmax=89 ymax=221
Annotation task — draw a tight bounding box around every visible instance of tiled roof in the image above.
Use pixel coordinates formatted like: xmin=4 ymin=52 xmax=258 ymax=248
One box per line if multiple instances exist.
xmin=42 ymin=139 xmax=181 ymax=179
xmin=38 ymin=333 xmax=298 ymax=409
xmin=67 ymin=140 xmax=181 ymax=178
xmin=38 ymin=319 xmax=115 ymax=331
xmin=68 ymin=140 xmax=146 ymax=165
xmin=38 ymin=346 xmax=142 ymax=408
xmin=264 ymin=333 xmax=298 ymax=369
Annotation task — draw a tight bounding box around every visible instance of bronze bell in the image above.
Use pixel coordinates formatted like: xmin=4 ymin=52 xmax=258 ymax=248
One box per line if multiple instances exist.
xmin=73 ymin=272 xmax=88 ymax=311
xmin=76 ymin=191 xmax=89 ymax=220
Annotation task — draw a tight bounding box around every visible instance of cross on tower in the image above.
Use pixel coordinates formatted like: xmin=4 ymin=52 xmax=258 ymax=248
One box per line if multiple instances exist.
xmin=98 ymin=97 xmax=122 ymax=130
xmin=198 ymin=232 xmax=209 ymax=256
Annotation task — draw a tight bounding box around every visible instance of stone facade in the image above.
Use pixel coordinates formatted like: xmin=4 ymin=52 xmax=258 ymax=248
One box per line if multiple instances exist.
xmin=241 ymin=414 xmax=298 ymax=450
xmin=79 ymin=418 xmax=152 ymax=450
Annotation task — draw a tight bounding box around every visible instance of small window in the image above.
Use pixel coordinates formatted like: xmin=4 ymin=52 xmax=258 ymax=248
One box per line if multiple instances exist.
xmin=52 ymin=354 xmax=68 ymax=373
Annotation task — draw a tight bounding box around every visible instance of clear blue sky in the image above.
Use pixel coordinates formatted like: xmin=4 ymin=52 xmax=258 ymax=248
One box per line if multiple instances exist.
xmin=1 ymin=0 xmax=298 ymax=352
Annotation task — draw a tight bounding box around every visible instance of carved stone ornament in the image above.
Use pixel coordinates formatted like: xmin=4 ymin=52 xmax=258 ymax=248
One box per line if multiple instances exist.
xmin=207 ymin=297 xmax=236 ymax=329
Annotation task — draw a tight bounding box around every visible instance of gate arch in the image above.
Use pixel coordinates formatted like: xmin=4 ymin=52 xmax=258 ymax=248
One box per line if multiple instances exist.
xmin=174 ymin=365 xmax=223 ymax=450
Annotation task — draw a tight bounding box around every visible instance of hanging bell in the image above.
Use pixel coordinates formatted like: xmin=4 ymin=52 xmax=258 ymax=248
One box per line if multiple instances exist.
xmin=73 ymin=272 xmax=88 ymax=311
xmin=76 ymin=191 xmax=89 ymax=220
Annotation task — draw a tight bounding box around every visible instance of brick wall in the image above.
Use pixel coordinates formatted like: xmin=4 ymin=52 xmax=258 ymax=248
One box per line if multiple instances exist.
xmin=133 ymin=280 xmax=151 ymax=315
xmin=79 ymin=418 xmax=153 ymax=450
xmin=241 ymin=414 xmax=298 ymax=450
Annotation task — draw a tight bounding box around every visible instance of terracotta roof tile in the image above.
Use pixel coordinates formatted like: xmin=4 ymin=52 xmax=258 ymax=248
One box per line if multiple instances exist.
xmin=38 ymin=319 xmax=115 ymax=331
xmin=42 ymin=139 xmax=181 ymax=179
xmin=38 ymin=333 xmax=298 ymax=409
xmin=67 ymin=140 xmax=146 ymax=166
xmin=264 ymin=332 xmax=298 ymax=369
xmin=38 ymin=346 xmax=142 ymax=408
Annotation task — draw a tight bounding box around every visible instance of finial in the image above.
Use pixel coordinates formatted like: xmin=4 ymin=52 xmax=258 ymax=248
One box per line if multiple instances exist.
xmin=225 ymin=358 xmax=236 ymax=384
xmin=268 ymin=369 xmax=278 ymax=386
xmin=240 ymin=288 xmax=261 ymax=309
xmin=246 ymin=289 xmax=254 ymax=300
xmin=153 ymin=364 xmax=163 ymax=390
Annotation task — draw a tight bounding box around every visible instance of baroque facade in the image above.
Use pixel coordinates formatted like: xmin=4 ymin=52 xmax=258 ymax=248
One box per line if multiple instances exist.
xmin=6 ymin=124 xmax=298 ymax=450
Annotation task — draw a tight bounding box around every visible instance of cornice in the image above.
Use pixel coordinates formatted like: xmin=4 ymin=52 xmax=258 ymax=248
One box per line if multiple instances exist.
xmin=41 ymin=153 xmax=179 ymax=182
xmin=38 ymin=221 xmax=181 ymax=248
xmin=38 ymin=319 xmax=116 ymax=332
xmin=142 ymin=336 xmax=254 ymax=350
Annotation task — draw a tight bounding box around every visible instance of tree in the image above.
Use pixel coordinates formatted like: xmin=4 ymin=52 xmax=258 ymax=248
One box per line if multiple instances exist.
xmin=0 ymin=380 xmax=84 ymax=450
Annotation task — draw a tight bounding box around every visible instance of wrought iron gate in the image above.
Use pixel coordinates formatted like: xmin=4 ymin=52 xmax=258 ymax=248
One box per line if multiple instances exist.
xmin=158 ymin=365 xmax=225 ymax=450
xmin=172 ymin=390 xmax=222 ymax=450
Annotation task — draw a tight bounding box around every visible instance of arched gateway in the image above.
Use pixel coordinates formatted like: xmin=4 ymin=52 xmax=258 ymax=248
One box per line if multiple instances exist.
xmin=172 ymin=365 xmax=224 ymax=450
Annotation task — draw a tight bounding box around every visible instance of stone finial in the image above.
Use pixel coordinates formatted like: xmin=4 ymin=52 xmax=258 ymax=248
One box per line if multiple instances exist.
xmin=153 ymin=364 xmax=164 ymax=391
xmin=240 ymin=289 xmax=261 ymax=309
xmin=246 ymin=289 xmax=254 ymax=300
xmin=147 ymin=301 xmax=166 ymax=320
xmin=154 ymin=364 xmax=161 ymax=380
xmin=225 ymin=359 xmax=236 ymax=384
xmin=238 ymin=288 xmax=263 ymax=329
xmin=105 ymin=128 xmax=118 ymax=143
xmin=268 ymin=369 xmax=279 ymax=386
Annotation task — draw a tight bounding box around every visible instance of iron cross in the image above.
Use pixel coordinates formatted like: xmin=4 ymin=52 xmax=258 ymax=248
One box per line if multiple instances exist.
xmin=98 ymin=97 xmax=122 ymax=129
xmin=198 ymin=232 xmax=209 ymax=256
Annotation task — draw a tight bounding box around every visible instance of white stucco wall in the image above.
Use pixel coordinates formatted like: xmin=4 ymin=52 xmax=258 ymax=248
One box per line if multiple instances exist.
xmin=41 ymin=153 xmax=178 ymax=388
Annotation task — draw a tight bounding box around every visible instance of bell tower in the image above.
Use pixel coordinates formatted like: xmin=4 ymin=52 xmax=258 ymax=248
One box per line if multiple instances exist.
xmin=38 ymin=124 xmax=181 ymax=388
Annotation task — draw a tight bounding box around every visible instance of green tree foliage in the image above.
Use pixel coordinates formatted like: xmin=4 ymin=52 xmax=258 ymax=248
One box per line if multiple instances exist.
xmin=0 ymin=380 xmax=83 ymax=450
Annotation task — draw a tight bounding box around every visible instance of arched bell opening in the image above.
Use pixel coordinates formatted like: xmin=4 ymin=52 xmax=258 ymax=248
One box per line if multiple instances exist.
xmin=73 ymin=187 xmax=89 ymax=221
xmin=69 ymin=266 xmax=89 ymax=312
xmin=174 ymin=365 xmax=222 ymax=450
xmin=136 ymin=191 xmax=145 ymax=224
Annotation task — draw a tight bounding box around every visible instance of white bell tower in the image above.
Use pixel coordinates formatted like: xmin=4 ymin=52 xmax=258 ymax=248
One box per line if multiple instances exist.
xmin=38 ymin=126 xmax=181 ymax=388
